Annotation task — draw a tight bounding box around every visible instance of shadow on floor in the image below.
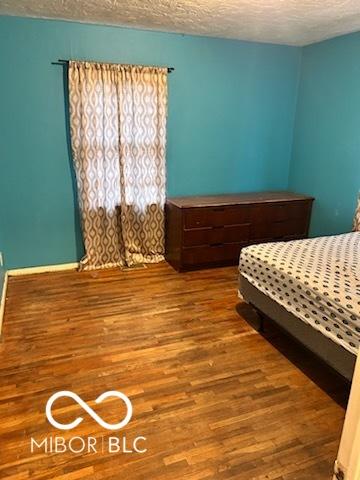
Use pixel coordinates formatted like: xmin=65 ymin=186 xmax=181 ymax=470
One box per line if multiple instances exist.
xmin=236 ymin=302 xmax=351 ymax=409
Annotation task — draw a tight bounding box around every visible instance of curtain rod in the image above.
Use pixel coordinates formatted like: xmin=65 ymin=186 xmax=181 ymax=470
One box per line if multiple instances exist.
xmin=52 ymin=59 xmax=174 ymax=73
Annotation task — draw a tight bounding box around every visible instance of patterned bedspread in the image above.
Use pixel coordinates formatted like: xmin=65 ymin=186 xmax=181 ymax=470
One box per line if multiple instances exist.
xmin=239 ymin=232 xmax=360 ymax=355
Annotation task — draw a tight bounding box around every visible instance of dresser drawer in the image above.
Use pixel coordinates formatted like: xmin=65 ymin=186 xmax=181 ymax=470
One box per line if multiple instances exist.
xmin=271 ymin=219 xmax=307 ymax=238
xmin=183 ymin=224 xmax=250 ymax=247
xmin=184 ymin=206 xmax=250 ymax=229
xmin=251 ymin=201 xmax=310 ymax=224
xmin=223 ymin=224 xmax=250 ymax=243
xmin=182 ymin=242 xmax=245 ymax=266
xmin=250 ymin=218 xmax=308 ymax=241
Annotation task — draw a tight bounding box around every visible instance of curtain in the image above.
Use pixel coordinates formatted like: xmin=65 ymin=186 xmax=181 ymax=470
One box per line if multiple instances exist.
xmin=68 ymin=61 xmax=168 ymax=270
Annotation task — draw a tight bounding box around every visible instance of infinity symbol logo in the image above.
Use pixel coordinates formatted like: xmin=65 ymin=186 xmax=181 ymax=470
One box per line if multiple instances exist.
xmin=46 ymin=391 xmax=133 ymax=430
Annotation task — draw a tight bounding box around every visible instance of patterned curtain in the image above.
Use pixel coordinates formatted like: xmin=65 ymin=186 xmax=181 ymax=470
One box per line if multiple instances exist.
xmin=68 ymin=61 xmax=168 ymax=270
xmin=353 ymin=193 xmax=360 ymax=232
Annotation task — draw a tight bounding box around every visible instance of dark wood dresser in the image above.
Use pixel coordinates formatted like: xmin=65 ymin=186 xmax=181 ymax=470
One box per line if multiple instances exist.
xmin=165 ymin=192 xmax=314 ymax=271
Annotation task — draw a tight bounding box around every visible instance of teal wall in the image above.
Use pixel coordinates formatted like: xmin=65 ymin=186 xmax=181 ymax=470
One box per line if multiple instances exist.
xmin=0 ymin=222 xmax=5 ymax=307
xmin=289 ymin=33 xmax=360 ymax=236
xmin=0 ymin=238 xmax=5 ymax=306
xmin=0 ymin=262 xmax=4 ymax=299
xmin=0 ymin=270 xmax=4 ymax=309
xmin=0 ymin=16 xmax=301 ymax=269
xmin=0 ymin=262 xmax=5 ymax=315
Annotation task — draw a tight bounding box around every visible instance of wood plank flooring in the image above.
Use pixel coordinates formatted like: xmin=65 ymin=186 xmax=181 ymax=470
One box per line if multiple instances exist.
xmin=0 ymin=263 xmax=349 ymax=479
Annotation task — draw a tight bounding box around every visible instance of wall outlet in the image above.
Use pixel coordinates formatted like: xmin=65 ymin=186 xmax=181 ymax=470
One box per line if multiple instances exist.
xmin=0 ymin=252 xmax=3 ymax=267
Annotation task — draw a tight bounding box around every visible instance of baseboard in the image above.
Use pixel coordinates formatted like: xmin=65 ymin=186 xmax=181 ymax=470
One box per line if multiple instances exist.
xmin=8 ymin=262 xmax=79 ymax=276
xmin=0 ymin=272 xmax=9 ymax=335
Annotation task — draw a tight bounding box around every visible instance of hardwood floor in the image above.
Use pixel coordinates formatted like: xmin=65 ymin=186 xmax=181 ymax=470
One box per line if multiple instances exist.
xmin=0 ymin=263 xmax=349 ymax=479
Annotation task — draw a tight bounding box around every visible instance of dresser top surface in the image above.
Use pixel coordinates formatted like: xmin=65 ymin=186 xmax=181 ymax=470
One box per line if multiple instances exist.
xmin=167 ymin=191 xmax=314 ymax=208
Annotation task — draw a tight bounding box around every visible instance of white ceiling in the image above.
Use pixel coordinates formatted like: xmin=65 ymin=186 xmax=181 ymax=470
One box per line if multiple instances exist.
xmin=1 ymin=0 xmax=360 ymax=46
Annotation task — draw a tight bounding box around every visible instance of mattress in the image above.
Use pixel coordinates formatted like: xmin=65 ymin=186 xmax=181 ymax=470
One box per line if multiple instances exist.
xmin=239 ymin=232 xmax=360 ymax=355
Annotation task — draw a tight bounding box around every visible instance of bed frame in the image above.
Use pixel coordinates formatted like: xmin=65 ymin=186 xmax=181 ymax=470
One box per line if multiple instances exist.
xmin=239 ymin=274 xmax=356 ymax=381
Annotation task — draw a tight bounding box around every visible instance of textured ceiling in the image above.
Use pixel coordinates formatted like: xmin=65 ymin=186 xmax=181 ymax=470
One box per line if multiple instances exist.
xmin=1 ymin=0 xmax=360 ymax=46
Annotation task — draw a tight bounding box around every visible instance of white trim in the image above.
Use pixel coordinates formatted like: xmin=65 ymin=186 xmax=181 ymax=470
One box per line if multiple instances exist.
xmin=335 ymin=348 xmax=360 ymax=480
xmin=0 ymin=272 xmax=9 ymax=335
xmin=8 ymin=263 xmax=79 ymax=276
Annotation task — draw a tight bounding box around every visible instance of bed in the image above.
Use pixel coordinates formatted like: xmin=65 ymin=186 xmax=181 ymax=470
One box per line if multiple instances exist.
xmin=238 ymin=232 xmax=360 ymax=380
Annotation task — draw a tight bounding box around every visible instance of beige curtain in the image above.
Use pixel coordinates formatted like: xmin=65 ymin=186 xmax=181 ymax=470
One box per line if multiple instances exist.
xmin=68 ymin=61 xmax=167 ymax=270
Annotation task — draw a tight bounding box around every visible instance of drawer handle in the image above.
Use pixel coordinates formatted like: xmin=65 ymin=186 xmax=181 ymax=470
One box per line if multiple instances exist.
xmin=210 ymin=242 xmax=223 ymax=247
